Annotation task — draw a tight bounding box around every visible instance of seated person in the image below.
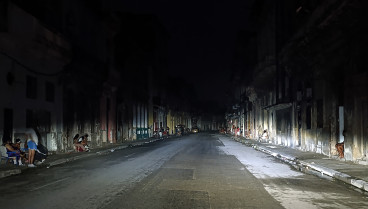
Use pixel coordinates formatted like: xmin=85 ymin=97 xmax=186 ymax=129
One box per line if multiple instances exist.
xmin=4 ymin=139 xmax=23 ymax=165
xmin=13 ymin=139 xmax=28 ymax=163
xmin=34 ymin=143 xmax=48 ymax=164
xmin=73 ymin=134 xmax=85 ymax=152
xmin=261 ymin=130 xmax=269 ymax=141
xmin=18 ymin=138 xmax=29 ymax=152
xmin=78 ymin=134 xmax=90 ymax=151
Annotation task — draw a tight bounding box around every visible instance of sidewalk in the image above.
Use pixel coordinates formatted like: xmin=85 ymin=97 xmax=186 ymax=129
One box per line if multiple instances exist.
xmin=230 ymin=135 xmax=368 ymax=193
xmin=0 ymin=137 xmax=165 ymax=179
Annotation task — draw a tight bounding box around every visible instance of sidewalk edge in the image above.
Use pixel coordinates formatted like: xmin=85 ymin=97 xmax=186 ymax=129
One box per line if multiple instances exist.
xmin=231 ymin=136 xmax=368 ymax=193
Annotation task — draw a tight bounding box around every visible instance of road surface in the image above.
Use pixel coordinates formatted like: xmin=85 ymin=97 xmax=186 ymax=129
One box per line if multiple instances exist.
xmin=0 ymin=133 xmax=367 ymax=208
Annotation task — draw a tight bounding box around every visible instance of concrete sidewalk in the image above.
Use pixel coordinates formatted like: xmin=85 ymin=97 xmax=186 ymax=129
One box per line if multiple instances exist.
xmin=231 ymin=135 xmax=368 ymax=193
xmin=0 ymin=137 xmax=164 ymax=179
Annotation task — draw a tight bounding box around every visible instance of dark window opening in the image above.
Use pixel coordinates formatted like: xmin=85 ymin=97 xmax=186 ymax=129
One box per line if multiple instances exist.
xmin=26 ymin=75 xmax=37 ymax=99
xmin=45 ymin=82 xmax=55 ymax=102
xmin=317 ymin=99 xmax=323 ymax=128
xmin=6 ymin=72 xmax=15 ymax=86
xmin=306 ymin=105 xmax=312 ymax=129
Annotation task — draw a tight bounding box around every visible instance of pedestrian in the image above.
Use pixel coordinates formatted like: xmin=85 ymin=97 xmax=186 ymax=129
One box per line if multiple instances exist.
xmin=26 ymin=132 xmax=38 ymax=167
xmin=159 ymin=129 xmax=163 ymax=139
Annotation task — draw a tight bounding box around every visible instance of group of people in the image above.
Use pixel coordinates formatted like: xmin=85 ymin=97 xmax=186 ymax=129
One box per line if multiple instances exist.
xmin=4 ymin=138 xmax=27 ymax=166
xmin=73 ymin=134 xmax=90 ymax=152
xmin=3 ymin=131 xmax=46 ymax=167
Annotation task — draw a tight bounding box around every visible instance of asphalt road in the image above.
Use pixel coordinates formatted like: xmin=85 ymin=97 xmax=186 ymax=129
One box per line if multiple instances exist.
xmin=0 ymin=133 xmax=367 ymax=209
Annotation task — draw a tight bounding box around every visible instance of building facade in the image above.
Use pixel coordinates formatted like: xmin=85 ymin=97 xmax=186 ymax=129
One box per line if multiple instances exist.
xmin=229 ymin=0 xmax=368 ymax=162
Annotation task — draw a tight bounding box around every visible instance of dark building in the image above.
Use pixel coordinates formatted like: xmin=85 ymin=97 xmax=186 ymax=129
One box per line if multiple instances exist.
xmin=228 ymin=0 xmax=368 ymax=162
xmin=0 ymin=0 xmax=173 ymax=152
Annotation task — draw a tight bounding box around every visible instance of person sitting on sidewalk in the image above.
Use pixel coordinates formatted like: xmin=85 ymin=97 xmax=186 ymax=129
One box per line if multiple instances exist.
xmin=260 ymin=129 xmax=269 ymax=142
xmin=73 ymin=134 xmax=86 ymax=152
xmin=34 ymin=143 xmax=48 ymax=165
xmin=4 ymin=139 xmax=24 ymax=166
xmin=79 ymin=134 xmax=90 ymax=151
xmin=13 ymin=139 xmax=28 ymax=164
xmin=74 ymin=134 xmax=90 ymax=152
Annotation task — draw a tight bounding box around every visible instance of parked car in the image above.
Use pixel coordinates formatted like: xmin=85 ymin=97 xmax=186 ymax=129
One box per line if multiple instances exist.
xmin=191 ymin=127 xmax=199 ymax=133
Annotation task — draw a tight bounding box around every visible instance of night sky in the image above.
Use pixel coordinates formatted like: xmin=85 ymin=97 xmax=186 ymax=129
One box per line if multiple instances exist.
xmin=105 ymin=0 xmax=254 ymax=105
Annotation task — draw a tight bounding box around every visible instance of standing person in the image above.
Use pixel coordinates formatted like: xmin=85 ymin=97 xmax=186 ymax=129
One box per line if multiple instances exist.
xmin=159 ymin=129 xmax=163 ymax=139
xmin=26 ymin=132 xmax=38 ymax=167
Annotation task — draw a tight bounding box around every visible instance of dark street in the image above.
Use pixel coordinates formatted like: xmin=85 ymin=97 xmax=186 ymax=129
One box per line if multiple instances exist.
xmin=1 ymin=0 xmax=368 ymax=208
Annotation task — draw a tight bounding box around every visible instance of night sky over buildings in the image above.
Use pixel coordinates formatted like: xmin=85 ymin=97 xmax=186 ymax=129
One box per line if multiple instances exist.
xmin=104 ymin=0 xmax=254 ymax=106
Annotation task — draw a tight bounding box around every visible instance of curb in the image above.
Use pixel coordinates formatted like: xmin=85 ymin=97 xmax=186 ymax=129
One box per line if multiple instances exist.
xmin=0 ymin=137 xmax=165 ymax=178
xmin=299 ymin=160 xmax=368 ymax=192
xmin=232 ymin=136 xmax=368 ymax=193
xmin=0 ymin=168 xmax=21 ymax=178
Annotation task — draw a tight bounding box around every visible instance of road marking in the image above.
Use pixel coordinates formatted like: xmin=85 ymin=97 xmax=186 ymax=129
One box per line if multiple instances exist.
xmin=30 ymin=177 xmax=71 ymax=191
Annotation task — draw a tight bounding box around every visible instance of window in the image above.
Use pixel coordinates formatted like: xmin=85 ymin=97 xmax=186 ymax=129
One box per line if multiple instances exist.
xmin=317 ymin=100 xmax=323 ymax=128
xmin=26 ymin=75 xmax=37 ymax=99
xmin=45 ymin=82 xmax=55 ymax=102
